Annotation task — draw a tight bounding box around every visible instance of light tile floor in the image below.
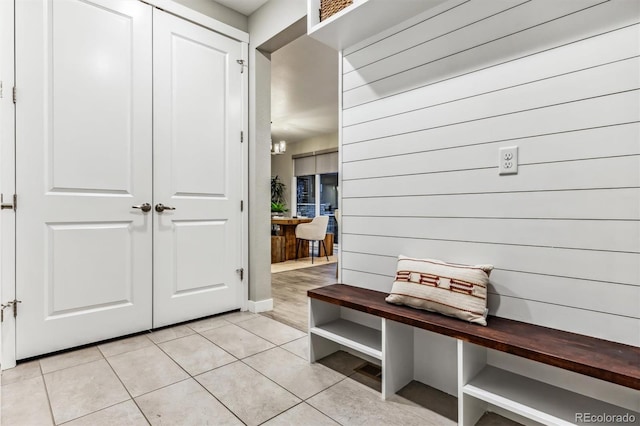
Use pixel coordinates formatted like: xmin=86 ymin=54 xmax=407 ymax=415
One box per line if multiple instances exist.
xmin=1 ymin=311 xmax=517 ymax=426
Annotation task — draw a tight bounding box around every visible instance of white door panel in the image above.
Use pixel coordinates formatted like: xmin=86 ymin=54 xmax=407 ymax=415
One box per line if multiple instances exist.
xmin=16 ymin=0 xmax=153 ymax=358
xmin=15 ymin=1 xmax=243 ymax=358
xmin=153 ymin=9 xmax=243 ymax=327
xmin=51 ymin=0 xmax=136 ymax=193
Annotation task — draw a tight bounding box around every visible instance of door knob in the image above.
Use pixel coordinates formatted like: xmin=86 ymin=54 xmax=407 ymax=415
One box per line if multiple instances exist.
xmin=132 ymin=203 xmax=152 ymax=213
xmin=155 ymin=203 xmax=176 ymax=213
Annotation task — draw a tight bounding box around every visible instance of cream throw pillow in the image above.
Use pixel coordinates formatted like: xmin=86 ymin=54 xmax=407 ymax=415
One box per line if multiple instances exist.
xmin=385 ymin=255 xmax=492 ymax=326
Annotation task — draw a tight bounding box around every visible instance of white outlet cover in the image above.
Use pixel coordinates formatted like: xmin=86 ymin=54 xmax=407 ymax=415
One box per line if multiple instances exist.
xmin=499 ymin=146 xmax=518 ymax=175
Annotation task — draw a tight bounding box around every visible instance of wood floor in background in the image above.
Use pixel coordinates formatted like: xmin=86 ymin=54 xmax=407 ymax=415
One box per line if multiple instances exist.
xmin=262 ymin=263 xmax=338 ymax=331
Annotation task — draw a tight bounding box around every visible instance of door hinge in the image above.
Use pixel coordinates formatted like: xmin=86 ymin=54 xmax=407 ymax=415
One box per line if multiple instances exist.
xmin=1 ymin=194 xmax=16 ymax=211
xmin=0 ymin=81 xmax=3 ymax=99
xmin=236 ymin=59 xmax=247 ymax=74
xmin=240 ymin=131 xmax=244 ymax=143
xmin=236 ymin=268 xmax=244 ymax=281
xmin=1 ymin=300 xmax=22 ymax=323
xmin=12 ymin=86 xmax=16 ymax=104
xmin=240 ymin=200 xmax=244 ymax=212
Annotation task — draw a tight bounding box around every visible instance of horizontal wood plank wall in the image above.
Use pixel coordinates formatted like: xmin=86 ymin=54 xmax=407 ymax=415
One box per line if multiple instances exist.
xmin=340 ymin=0 xmax=640 ymax=346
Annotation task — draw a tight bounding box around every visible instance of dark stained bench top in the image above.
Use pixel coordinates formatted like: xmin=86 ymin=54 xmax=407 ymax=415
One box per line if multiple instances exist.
xmin=308 ymin=284 xmax=640 ymax=390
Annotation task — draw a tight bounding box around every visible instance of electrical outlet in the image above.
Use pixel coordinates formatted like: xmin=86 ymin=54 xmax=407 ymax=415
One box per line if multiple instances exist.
xmin=499 ymin=146 xmax=518 ymax=175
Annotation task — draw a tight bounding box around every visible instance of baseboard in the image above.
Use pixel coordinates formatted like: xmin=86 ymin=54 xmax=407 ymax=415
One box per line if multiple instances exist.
xmin=247 ymin=298 xmax=273 ymax=313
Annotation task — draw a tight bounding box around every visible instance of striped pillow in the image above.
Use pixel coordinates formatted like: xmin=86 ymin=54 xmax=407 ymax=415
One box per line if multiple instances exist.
xmin=385 ymin=256 xmax=493 ymax=326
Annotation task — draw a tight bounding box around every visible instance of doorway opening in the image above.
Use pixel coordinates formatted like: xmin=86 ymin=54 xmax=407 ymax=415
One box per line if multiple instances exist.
xmin=259 ymin=21 xmax=340 ymax=331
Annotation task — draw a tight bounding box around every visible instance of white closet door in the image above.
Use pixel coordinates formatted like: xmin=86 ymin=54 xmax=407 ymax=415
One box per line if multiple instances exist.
xmin=15 ymin=0 xmax=153 ymax=358
xmin=152 ymin=9 xmax=244 ymax=327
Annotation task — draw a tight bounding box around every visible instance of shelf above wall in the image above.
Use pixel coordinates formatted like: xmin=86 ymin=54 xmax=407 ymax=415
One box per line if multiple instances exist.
xmin=307 ymin=0 xmax=447 ymax=50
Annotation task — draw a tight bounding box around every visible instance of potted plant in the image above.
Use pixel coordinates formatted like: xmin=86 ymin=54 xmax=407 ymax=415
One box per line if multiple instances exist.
xmin=270 ymin=202 xmax=288 ymax=215
xmin=271 ymin=176 xmax=288 ymax=216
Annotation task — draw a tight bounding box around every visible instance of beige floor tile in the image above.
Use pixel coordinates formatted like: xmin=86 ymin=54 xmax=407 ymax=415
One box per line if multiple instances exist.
xmin=64 ymin=400 xmax=148 ymax=426
xmin=196 ymin=361 xmax=300 ymax=426
xmin=476 ymin=412 xmax=524 ymax=425
xmin=107 ymin=345 xmax=189 ymax=397
xmin=148 ymin=324 xmax=195 ymax=344
xmin=40 ymin=346 xmax=103 ymax=374
xmin=219 ymin=310 xmax=259 ymax=324
xmin=158 ymin=334 xmax=236 ymax=376
xmin=186 ymin=316 xmax=230 ymax=333
xmin=1 ymin=375 xmax=53 ymax=426
xmin=44 ymin=359 xmax=130 ymax=424
xmin=236 ymin=315 xmax=306 ymax=345
xmin=262 ymin=402 xmax=340 ymax=426
xmin=98 ymin=334 xmax=154 ymax=358
xmin=200 ymin=323 xmax=275 ymax=359
xmin=0 ymin=360 xmax=42 ymax=385
xmin=244 ymin=347 xmax=344 ymax=399
xmin=307 ymin=378 xmax=457 ymax=426
xmin=136 ymin=378 xmax=242 ymax=426
xmin=350 ymin=370 xmax=382 ymax=393
xmin=317 ymin=350 xmax=369 ymax=377
xmin=397 ymin=380 xmax=457 ymax=422
xmin=280 ymin=336 xmax=308 ymax=360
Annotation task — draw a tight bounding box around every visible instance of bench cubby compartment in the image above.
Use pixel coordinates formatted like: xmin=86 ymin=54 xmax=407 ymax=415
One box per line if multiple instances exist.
xmin=309 ymin=298 xmax=382 ymax=362
xmin=459 ymin=342 xmax=640 ymax=426
xmin=308 ymin=284 xmax=640 ymax=426
xmin=310 ymin=296 xmax=460 ymax=400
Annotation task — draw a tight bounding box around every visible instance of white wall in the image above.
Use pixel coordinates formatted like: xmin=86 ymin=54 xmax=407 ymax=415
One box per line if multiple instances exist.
xmin=248 ymin=0 xmax=306 ymax=48
xmin=248 ymin=50 xmax=273 ymax=304
xmin=173 ymin=0 xmax=248 ymax=31
xmin=340 ymin=0 xmax=640 ymax=346
xmin=271 ymin=131 xmax=338 ymax=206
xmin=247 ymin=0 xmax=306 ymax=308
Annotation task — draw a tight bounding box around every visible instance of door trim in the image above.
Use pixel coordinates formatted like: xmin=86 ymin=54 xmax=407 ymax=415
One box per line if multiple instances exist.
xmin=240 ymin=41 xmax=249 ymax=311
xmin=143 ymin=0 xmax=249 ymax=43
xmin=0 ymin=0 xmax=16 ymax=370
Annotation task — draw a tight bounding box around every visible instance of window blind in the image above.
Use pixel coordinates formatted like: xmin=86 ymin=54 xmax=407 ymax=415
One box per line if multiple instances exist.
xmin=294 ymin=151 xmax=338 ymax=176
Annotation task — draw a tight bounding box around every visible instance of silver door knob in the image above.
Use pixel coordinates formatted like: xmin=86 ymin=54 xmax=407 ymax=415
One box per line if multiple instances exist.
xmin=132 ymin=203 xmax=152 ymax=213
xmin=155 ymin=203 xmax=176 ymax=213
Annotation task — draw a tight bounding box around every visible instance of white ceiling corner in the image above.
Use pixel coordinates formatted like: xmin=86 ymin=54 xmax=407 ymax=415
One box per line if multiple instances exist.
xmin=212 ymin=0 xmax=269 ymax=16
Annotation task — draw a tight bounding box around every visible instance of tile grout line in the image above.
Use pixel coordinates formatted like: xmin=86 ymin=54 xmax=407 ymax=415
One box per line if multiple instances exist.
xmin=256 ymin=401 xmax=307 ymax=425
xmin=152 ymin=319 xmax=249 ymax=425
xmin=102 ymin=350 xmax=154 ymax=426
xmin=55 ymin=399 xmax=150 ymax=426
xmin=239 ymin=356 xmax=302 ymax=402
xmin=104 ymin=327 xmax=247 ymax=425
xmin=145 ymin=325 xmax=195 ymax=345
xmin=301 ymin=375 xmax=353 ymax=426
xmin=8 ymin=308 xmax=344 ymax=425
xmin=39 ymin=346 xmax=104 ymax=376
xmin=38 ymin=358 xmax=58 ymax=426
xmin=232 ymin=316 xmax=307 ymax=347
xmin=153 ymin=334 xmax=225 ymax=379
xmin=190 ymin=371 xmax=248 ymax=426
xmin=237 ymin=342 xmax=351 ymax=425
xmin=43 ymin=357 xmax=139 ymax=426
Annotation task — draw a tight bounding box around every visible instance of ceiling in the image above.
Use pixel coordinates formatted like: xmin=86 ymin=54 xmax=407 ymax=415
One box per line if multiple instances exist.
xmin=212 ymin=0 xmax=339 ymax=145
xmin=213 ymin=0 xmax=269 ymax=15
xmin=270 ymin=35 xmax=339 ymax=144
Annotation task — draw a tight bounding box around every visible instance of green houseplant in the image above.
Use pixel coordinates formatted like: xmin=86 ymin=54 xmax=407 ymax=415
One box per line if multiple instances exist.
xmin=271 ymin=175 xmax=288 ymax=214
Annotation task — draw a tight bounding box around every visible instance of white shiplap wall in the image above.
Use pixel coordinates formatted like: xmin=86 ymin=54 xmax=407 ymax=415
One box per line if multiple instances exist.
xmin=340 ymin=0 xmax=640 ymax=346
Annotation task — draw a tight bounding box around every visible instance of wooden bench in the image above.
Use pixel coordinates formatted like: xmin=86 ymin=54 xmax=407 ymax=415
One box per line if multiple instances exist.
xmin=308 ymin=284 xmax=640 ymax=425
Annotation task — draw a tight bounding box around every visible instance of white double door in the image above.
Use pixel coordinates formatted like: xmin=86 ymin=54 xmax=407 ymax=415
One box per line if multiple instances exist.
xmin=15 ymin=0 xmax=244 ymax=359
